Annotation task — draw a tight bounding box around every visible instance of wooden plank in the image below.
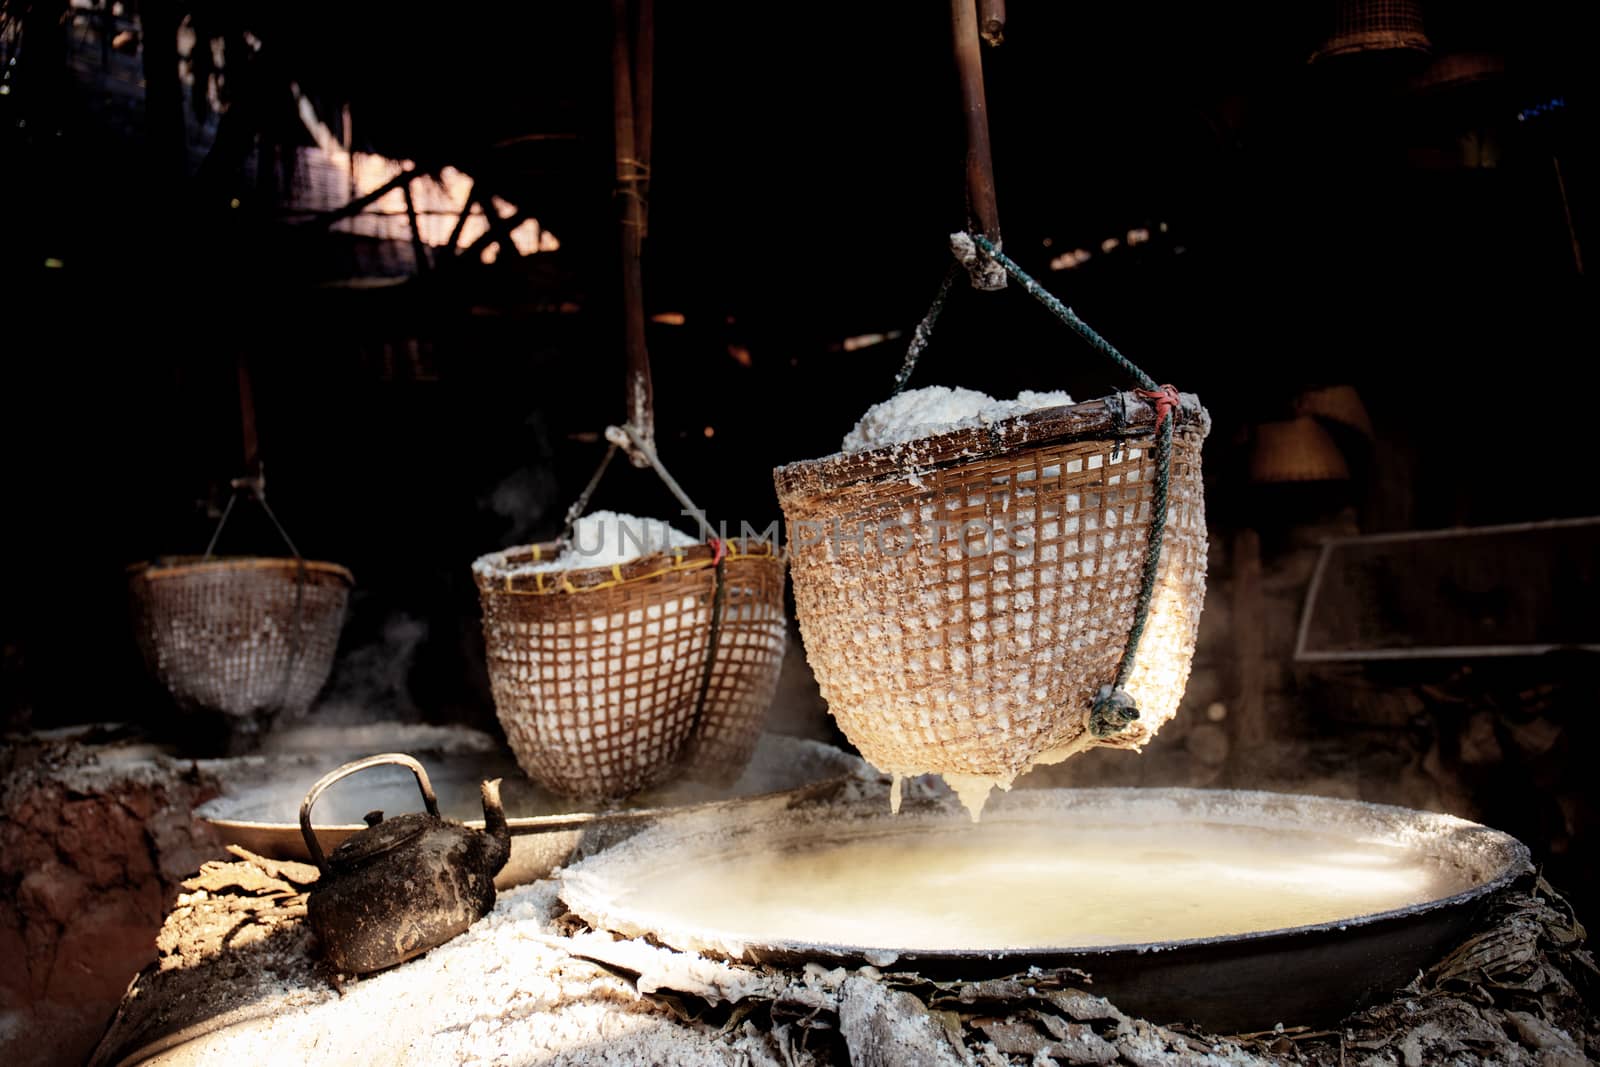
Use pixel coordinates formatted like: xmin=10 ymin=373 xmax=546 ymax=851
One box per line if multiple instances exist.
xmin=610 ymin=0 xmax=654 ymax=459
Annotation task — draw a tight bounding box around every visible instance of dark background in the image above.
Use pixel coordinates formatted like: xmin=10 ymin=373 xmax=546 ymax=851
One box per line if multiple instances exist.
xmin=0 ymin=0 xmax=1590 ymax=734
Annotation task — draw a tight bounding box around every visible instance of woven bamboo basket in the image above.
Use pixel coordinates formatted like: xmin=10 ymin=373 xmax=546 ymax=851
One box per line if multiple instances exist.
xmin=1249 ymin=417 xmax=1352 ymax=483
xmin=1309 ymin=0 xmax=1431 ymax=63
xmin=1294 ymin=385 xmax=1375 ymax=440
xmin=773 ymin=392 xmax=1209 ymax=791
xmin=473 ymin=539 xmax=787 ymax=801
xmin=128 ymin=557 xmax=353 ymax=729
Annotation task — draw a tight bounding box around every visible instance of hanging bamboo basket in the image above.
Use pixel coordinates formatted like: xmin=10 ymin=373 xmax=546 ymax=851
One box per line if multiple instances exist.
xmin=775 ymin=393 xmax=1209 ymax=790
xmin=128 ymin=556 xmax=352 ymax=731
xmin=1309 ymin=0 xmax=1431 ymax=63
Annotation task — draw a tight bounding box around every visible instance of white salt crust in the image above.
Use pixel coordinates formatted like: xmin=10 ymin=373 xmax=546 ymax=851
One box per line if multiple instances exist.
xmin=472 ymin=511 xmax=697 ymax=580
xmin=842 ymin=386 xmax=1074 ymax=453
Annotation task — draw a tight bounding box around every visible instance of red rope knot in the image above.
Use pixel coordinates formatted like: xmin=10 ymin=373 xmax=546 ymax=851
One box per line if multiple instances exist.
xmin=708 ymin=537 xmax=727 ymax=565
xmin=1135 ymin=385 xmax=1181 ymax=431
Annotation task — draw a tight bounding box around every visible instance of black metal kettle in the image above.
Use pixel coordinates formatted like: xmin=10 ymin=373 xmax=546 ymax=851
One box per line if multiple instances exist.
xmin=299 ymin=753 xmax=511 ymax=974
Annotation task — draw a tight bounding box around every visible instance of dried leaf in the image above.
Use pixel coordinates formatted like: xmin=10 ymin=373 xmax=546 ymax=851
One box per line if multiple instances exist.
xmin=181 ymin=860 xmax=296 ymax=897
xmin=1046 ymin=990 xmax=1126 ymax=1025
xmin=224 ymin=845 xmax=320 ymax=887
xmin=975 ymin=1018 xmax=1051 ymax=1056
xmin=1033 ymin=1015 xmax=1119 ymax=1065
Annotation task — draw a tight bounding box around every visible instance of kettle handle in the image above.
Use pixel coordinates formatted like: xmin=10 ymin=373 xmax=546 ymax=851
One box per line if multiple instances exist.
xmin=298 ymin=753 xmax=441 ymax=874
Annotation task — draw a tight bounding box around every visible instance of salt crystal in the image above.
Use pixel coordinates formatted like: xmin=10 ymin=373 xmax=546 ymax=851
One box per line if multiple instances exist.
xmin=473 ymin=510 xmax=697 ymax=579
xmin=842 ymin=386 xmax=1074 ymax=453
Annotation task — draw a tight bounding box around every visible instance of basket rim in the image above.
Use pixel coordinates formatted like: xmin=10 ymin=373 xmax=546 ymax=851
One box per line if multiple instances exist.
xmin=473 ymin=536 xmax=782 ymax=597
xmin=128 ymin=557 xmax=355 ymax=585
xmin=774 ymin=391 xmax=1208 ymax=498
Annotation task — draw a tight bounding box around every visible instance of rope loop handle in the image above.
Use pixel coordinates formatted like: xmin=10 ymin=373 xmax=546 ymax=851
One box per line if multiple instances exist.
xmin=556 ymin=424 xmax=730 ymax=772
xmin=202 ymin=463 xmax=303 ymax=563
xmin=1135 ymin=384 xmax=1182 ymax=431
xmin=198 ymin=462 xmax=309 ymax=713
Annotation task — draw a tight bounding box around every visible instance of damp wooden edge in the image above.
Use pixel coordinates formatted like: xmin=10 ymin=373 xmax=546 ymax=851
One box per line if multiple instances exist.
xmin=773 ymin=393 xmax=1210 ymax=498
xmin=473 ymin=537 xmax=784 ymax=596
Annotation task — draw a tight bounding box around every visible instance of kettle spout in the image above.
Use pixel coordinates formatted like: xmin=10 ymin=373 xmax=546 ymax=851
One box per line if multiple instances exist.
xmin=480 ymin=778 xmax=511 ymax=875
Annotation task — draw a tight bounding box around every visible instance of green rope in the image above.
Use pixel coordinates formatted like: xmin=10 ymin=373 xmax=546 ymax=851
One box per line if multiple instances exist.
xmin=559 ymin=440 xmax=621 ymax=548
xmin=896 ymin=233 xmax=1181 ymax=737
xmin=891 ymin=262 xmax=961 ymax=395
xmin=1114 ymin=409 xmax=1173 ymax=696
xmin=969 ymin=234 xmax=1158 ymax=393
xmin=683 ymin=553 xmax=729 ymax=768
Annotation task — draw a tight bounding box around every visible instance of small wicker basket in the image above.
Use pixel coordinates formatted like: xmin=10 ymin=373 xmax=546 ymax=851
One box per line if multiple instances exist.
xmin=1249 ymin=417 xmax=1353 ymax=483
xmin=774 ymin=393 xmax=1209 ymax=790
xmin=474 ymin=539 xmax=787 ymax=801
xmin=128 ymin=557 xmax=353 ymax=732
xmin=1309 ymin=0 xmax=1431 ymax=63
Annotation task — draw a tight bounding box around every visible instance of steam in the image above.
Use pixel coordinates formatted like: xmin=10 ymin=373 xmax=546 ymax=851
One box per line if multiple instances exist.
xmin=312 ymin=612 xmax=429 ymax=724
xmin=482 ymin=465 xmax=558 ymax=544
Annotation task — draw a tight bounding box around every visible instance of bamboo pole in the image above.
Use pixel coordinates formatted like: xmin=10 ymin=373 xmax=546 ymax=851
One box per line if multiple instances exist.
xmin=611 ymin=0 xmax=654 ymax=462
xmin=979 ymin=0 xmax=1006 ymax=46
xmin=950 ymin=0 xmax=1004 ymax=289
xmin=236 ymin=354 xmax=260 ymax=478
xmin=629 ymin=0 xmax=656 ymax=241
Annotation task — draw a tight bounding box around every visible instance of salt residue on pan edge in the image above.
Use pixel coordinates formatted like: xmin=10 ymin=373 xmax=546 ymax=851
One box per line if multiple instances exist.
xmin=842 ymin=386 xmax=1074 ymax=452
xmin=558 ymin=786 xmax=1529 ymax=964
xmin=472 ymin=510 xmax=698 ymax=580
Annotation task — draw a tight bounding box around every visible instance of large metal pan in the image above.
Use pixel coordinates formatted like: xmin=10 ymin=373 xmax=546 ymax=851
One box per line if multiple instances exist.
xmin=198 ymin=732 xmax=868 ymax=887
xmin=559 ymin=787 xmax=1530 ymax=1031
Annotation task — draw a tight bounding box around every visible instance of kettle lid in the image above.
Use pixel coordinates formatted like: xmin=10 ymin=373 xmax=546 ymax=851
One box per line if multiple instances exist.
xmin=329 ymin=812 xmax=432 ymax=868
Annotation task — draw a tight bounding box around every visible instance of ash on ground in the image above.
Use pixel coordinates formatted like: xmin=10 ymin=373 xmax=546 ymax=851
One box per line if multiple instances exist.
xmin=89 ymin=850 xmax=1598 ymax=1067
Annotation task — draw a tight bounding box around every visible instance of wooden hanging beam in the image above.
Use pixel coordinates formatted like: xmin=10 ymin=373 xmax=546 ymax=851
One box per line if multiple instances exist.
xmin=951 ymin=0 xmax=1004 ymax=289
xmin=236 ymin=354 xmax=260 ymax=478
xmin=611 ymin=0 xmax=654 ymax=462
xmin=631 ymin=0 xmax=656 ymax=241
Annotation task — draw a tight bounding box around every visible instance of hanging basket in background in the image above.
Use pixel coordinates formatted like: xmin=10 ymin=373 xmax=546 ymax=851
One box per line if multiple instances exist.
xmin=128 ymin=476 xmax=352 ymax=745
xmin=1309 ymin=0 xmax=1431 ymax=63
xmin=1249 ymin=416 xmax=1354 ymax=483
xmin=128 ymin=556 xmax=352 ymax=736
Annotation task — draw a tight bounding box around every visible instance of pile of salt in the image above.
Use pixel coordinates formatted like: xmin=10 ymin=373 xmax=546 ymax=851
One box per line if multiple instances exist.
xmin=472 ymin=510 xmax=698 ymax=580
xmin=842 ymin=386 xmax=1074 ymax=453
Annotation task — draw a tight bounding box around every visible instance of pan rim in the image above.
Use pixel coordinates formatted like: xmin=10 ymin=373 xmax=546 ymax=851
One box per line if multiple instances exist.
xmin=558 ymin=785 xmax=1533 ymax=962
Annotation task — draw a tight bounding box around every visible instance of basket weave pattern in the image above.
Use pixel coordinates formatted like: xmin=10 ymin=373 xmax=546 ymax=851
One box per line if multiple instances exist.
xmin=475 ymin=542 xmax=786 ymax=800
xmin=775 ymin=397 xmax=1208 ymax=785
xmin=1311 ymin=0 xmax=1430 ymax=61
xmin=128 ymin=558 xmax=352 ymax=721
